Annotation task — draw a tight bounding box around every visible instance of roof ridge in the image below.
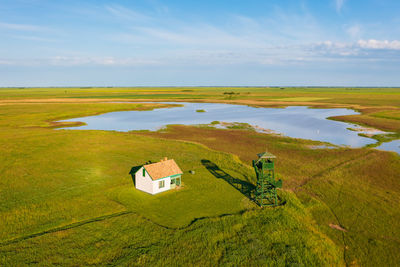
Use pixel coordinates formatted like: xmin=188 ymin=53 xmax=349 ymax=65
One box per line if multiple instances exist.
xmin=142 ymin=158 xmax=183 ymax=181
xmin=143 ymin=158 xmax=174 ymax=168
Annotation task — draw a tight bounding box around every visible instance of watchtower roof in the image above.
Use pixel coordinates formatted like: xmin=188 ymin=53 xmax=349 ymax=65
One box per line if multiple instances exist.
xmin=257 ymin=152 xmax=276 ymax=159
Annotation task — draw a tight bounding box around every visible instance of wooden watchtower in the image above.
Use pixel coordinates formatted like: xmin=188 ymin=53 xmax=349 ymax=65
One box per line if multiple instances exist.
xmin=252 ymin=152 xmax=282 ymax=207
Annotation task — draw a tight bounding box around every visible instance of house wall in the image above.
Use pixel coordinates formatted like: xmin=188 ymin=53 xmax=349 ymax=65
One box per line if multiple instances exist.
xmin=135 ymin=167 xmax=154 ymax=194
xmin=135 ymin=167 xmax=173 ymax=195
xmin=152 ymin=176 xmax=171 ymax=194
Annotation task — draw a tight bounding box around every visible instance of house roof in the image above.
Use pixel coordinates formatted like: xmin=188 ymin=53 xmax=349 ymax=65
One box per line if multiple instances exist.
xmin=142 ymin=159 xmax=183 ymax=180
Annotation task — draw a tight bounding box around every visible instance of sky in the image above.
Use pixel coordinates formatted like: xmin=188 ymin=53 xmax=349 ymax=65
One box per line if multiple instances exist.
xmin=0 ymin=0 xmax=400 ymax=87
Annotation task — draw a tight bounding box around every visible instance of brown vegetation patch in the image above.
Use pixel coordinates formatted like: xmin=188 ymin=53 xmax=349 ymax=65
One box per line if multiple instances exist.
xmin=134 ymin=125 xmax=370 ymax=190
xmin=329 ymin=224 xmax=347 ymax=232
xmin=331 ymin=114 xmax=400 ymax=132
xmin=47 ymin=121 xmax=85 ymax=128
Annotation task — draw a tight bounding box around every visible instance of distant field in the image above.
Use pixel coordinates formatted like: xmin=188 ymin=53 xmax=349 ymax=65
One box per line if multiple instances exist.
xmin=272 ymin=97 xmax=331 ymax=101
xmin=0 ymin=87 xmax=399 ymax=265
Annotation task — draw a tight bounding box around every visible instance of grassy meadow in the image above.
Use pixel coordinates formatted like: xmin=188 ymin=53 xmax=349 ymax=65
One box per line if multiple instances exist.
xmin=0 ymin=87 xmax=399 ymax=266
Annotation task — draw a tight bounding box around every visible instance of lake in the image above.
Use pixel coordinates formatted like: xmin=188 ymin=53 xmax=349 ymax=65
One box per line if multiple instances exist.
xmin=376 ymin=139 xmax=400 ymax=154
xmin=59 ymin=102 xmax=384 ymax=148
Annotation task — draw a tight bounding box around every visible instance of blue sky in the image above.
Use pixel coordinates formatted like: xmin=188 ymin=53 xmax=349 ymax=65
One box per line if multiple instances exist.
xmin=0 ymin=0 xmax=400 ymax=87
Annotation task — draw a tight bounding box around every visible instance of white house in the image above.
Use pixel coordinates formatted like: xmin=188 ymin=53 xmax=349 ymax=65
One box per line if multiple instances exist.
xmin=134 ymin=158 xmax=183 ymax=195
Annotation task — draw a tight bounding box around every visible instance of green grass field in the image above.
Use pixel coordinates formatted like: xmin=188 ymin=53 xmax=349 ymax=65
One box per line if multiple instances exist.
xmin=0 ymin=87 xmax=399 ymax=266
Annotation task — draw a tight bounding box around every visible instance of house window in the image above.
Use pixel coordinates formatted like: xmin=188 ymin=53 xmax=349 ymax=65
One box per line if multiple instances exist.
xmin=159 ymin=180 xmax=165 ymax=188
xmin=143 ymin=168 xmax=146 ymax=177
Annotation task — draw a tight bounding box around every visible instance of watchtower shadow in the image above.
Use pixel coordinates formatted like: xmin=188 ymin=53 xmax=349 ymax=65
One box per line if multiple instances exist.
xmin=201 ymin=159 xmax=255 ymax=200
xmin=129 ymin=165 xmax=142 ymax=186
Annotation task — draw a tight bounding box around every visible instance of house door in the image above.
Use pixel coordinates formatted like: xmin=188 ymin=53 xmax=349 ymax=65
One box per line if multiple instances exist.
xmin=170 ymin=178 xmax=176 ymax=189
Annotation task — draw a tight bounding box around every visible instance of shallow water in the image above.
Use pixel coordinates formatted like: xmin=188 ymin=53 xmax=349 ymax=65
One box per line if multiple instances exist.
xmin=376 ymin=140 xmax=400 ymax=154
xmin=59 ymin=102 xmax=380 ymax=148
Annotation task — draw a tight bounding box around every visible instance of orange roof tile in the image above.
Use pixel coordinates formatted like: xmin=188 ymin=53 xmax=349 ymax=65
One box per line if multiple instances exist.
xmin=144 ymin=159 xmax=182 ymax=180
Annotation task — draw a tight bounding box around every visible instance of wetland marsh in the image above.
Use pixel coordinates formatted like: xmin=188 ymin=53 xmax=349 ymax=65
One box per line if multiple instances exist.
xmin=0 ymin=87 xmax=399 ymax=266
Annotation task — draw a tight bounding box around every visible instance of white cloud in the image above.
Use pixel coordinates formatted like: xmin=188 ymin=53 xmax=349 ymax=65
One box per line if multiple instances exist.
xmin=346 ymin=24 xmax=361 ymax=39
xmin=12 ymin=35 xmax=58 ymax=42
xmin=308 ymin=39 xmax=400 ymax=62
xmin=0 ymin=22 xmax=46 ymax=31
xmin=358 ymin=39 xmax=400 ymax=50
xmin=105 ymin=4 xmax=151 ymax=22
xmin=130 ymin=24 xmax=262 ymax=48
xmin=335 ymin=0 xmax=346 ymax=13
xmin=2 ymin=38 xmax=399 ymax=68
xmin=0 ymin=59 xmax=13 ymax=65
xmin=311 ymin=41 xmax=360 ymax=56
xmin=48 ymin=56 xmax=162 ymax=66
xmin=0 ymin=56 xmax=163 ymax=67
xmin=111 ymin=9 xmax=325 ymax=53
xmin=2 ymin=3 xmax=399 ymax=69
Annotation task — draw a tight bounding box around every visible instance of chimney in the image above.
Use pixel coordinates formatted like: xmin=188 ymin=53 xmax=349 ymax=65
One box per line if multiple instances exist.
xmin=164 ymin=157 xmax=168 ymax=161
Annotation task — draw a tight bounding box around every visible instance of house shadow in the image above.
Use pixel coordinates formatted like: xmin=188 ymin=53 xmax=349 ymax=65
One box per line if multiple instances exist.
xmin=201 ymin=159 xmax=255 ymax=200
xmin=129 ymin=165 xmax=142 ymax=186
